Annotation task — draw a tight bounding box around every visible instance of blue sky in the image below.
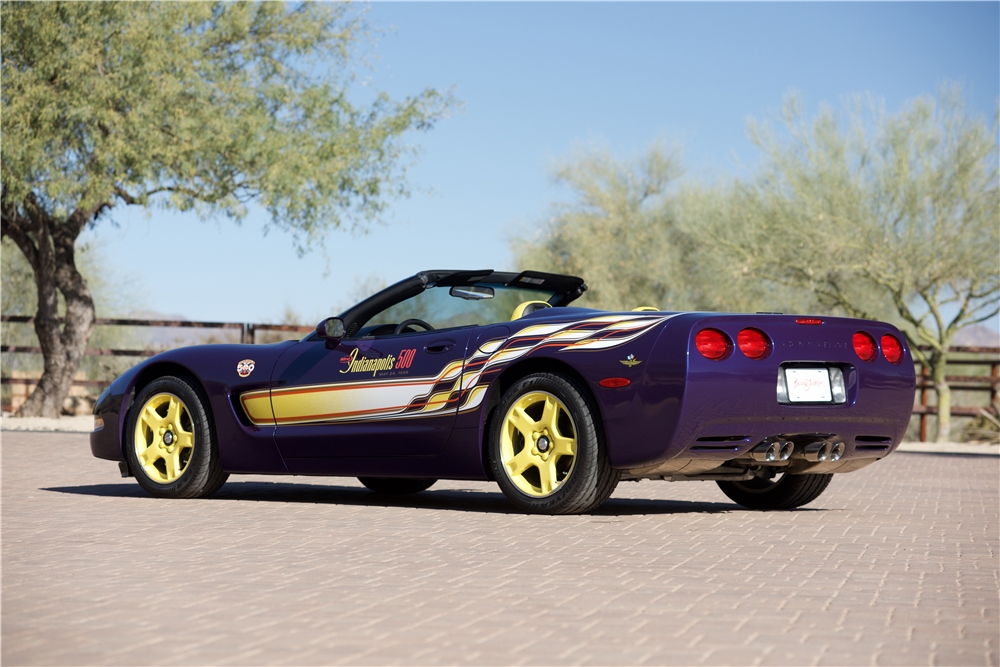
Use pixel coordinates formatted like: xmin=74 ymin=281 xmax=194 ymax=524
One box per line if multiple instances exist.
xmin=81 ymin=2 xmax=1000 ymax=326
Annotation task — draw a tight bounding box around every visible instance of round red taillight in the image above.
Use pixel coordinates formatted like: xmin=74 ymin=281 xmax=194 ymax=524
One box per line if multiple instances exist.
xmin=695 ymin=328 xmax=731 ymax=360
xmin=881 ymin=334 xmax=903 ymax=364
xmin=737 ymin=328 xmax=771 ymax=359
xmin=853 ymin=331 xmax=877 ymax=362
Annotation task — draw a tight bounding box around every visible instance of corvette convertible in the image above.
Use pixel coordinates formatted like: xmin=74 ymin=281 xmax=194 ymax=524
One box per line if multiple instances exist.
xmin=91 ymin=269 xmax=916 ymax=514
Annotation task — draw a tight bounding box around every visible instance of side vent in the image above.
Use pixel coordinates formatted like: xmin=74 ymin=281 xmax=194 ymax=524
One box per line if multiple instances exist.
xmin=855 ymin=435 xmax=892 ymax=452
xmin=696 ymin=435 xmax=750 ymax=442
xmin=231 ymin=394 xmax=255 ymax=427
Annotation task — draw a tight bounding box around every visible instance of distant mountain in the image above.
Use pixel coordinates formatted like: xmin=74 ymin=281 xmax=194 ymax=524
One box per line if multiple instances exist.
xmin=953 ymin=325 xmax=1000 ymax=348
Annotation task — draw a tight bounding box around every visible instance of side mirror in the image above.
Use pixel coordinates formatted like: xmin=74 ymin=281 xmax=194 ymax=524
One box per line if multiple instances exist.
xmin=316 ymin=317 xmax=346 ymax=348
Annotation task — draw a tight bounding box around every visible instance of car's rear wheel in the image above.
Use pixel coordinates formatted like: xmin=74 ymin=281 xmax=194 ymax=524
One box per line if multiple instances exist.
xmin=488 ymin=373 xmax=619 ymax=514
xmin=716 ymin=472 xmax=832 ymax=510
xmin=125 ymin=376 xmax=228 ymax=498
xmin=358 ymin=477 xmax=436 ymax=494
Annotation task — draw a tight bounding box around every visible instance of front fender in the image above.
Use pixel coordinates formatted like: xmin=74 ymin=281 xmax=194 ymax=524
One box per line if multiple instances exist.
xmin=91 ymin=342 xmax=296 ymax=474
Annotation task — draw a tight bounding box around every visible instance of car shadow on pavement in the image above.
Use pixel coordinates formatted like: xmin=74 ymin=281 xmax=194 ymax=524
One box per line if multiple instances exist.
xmin=43 ymin=481 xmax=740 ymax=515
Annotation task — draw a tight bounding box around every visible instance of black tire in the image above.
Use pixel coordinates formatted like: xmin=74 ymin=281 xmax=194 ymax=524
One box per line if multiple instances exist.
xmin=358 ymin=477 xmax=436 ymax=494
xmin=488 ymin=372 xmax=619 ymax=514
xmin=125 ymin=376 xmax=228 ymax=498
xmin=717 ymin=472 xmax=833 ymax=510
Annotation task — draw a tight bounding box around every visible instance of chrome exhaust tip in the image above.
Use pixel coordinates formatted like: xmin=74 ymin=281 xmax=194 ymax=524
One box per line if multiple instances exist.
xmin=750 ymin=441 xmax=781 ymax=462
xmin=751 ymin=441 xmax=794 ymax=463
xmin=778 ymin=441 xmax=793 ymax=461
xmin=802 ymin=441 xmax=833 ymax=462
xmin=830 ymin=442 xmax=844 ymax=462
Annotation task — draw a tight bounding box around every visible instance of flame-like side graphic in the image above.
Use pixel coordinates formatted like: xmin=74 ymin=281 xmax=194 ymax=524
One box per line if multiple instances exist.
xmin=240 ymin=314 xmax=674 ymax=427
xmin=456 ymin=314 xmax=676 ymax=413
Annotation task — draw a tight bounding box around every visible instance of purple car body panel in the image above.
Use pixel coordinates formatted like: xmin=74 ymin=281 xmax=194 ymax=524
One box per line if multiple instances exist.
xmin=91 ymin=272 xmax=916 ymax=484
xmin=91 ymin=342 xmax=294 ymax=473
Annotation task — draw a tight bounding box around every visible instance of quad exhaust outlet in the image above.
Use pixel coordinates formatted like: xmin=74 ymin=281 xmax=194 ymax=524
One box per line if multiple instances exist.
xmin=750 ymin=440 xmax=845 ymax=463
xmin=750 ymin=440 xmax=794 ymax=462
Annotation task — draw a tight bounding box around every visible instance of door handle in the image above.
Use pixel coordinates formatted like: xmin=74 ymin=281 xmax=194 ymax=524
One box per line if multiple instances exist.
xmin=424 ymin=339 xmax=456 ymax=354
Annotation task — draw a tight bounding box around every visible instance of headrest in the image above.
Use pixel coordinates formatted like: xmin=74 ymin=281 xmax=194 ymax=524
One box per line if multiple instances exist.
xmin=510 ymin=300 xmax=552 ymax=321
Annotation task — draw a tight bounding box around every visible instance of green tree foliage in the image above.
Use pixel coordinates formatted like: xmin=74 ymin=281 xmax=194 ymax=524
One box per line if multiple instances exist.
xmin=718 ymin=87 xmax=999 ymax=441
xmin=515 ymin=145 xmax=818 ymax=314
xmin=515 ymin=145 xmax=689 ymax=311
xmin=1 ymin=2 xmax=451 ymax=416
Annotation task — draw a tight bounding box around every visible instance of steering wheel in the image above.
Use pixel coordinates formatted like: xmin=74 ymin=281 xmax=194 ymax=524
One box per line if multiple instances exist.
xmin=393 ymin=318 xmax=435 ymax=335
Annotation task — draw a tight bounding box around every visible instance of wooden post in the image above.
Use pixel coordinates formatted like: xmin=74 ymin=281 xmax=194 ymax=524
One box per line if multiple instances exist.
xmin=991 ymin=362 xmax=998 ymax=406
xmin=919 ymin=364 xmax=930 ymax=442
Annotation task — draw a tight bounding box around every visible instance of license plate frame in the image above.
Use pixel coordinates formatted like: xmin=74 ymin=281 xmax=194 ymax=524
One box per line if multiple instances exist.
xmin=784 ymin=368 xmax=833 ymax=403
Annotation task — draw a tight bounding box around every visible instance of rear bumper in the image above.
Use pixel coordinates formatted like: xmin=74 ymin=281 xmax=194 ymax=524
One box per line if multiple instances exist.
xmin=605 ymin=314 xmax=916 ymax=470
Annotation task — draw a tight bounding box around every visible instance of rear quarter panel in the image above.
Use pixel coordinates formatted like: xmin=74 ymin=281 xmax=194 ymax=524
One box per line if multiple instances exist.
xmin=606 ymin=313 xmax=915 ymax=469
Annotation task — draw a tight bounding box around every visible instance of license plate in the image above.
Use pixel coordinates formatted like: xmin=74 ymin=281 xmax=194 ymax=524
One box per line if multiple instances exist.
xmin=784 ymin=368 xmax=832 ymax=402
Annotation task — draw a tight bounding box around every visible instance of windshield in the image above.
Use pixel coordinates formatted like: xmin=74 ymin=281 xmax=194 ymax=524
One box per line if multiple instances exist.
xmin=358 ymin=284 xmax=557 ymax=336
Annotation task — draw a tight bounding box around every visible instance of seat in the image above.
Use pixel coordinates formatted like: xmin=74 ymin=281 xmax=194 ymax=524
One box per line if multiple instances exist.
xmin=632 ymin=306 xmax=659 ymax=312
xmin=510 ymin=300 xmax=552 ymax=321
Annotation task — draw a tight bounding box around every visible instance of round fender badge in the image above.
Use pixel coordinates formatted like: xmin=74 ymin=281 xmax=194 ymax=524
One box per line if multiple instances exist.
xmin=236 ymin=359 xmax=255 ymax=378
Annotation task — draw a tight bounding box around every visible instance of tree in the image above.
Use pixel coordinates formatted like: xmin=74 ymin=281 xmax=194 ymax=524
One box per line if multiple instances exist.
xmin=721 ymin=87 xmax=999 ymax=441
xmin=1 ymin=2 xmax=451 ymax=416
xmin=2 ymin=237 xmax=143 ymax=410
xmin=515 ymin=145 xmax=818 ymax=314
xmin=514 ymin=145 xmax=687 ymax=311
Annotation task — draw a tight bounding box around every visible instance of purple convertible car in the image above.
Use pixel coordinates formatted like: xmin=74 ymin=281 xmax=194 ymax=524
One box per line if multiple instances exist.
xmin=91 ymin=270 xmax=916 ymax=514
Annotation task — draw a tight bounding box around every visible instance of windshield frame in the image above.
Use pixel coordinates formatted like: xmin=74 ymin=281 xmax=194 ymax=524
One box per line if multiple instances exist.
xmin=331 ymin=269 xmax=586 ymax=339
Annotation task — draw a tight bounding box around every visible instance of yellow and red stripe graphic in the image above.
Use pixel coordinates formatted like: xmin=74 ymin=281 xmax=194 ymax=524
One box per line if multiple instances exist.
xmin=241 ymin=360 xmax=463 ymax=426
xmin=241 ymin=314 xmax=673 ymax=427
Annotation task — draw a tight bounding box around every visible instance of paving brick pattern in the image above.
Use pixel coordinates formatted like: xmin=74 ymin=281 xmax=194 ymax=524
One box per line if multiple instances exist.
xmin=3 ymin=431 xmax=997 ymax=666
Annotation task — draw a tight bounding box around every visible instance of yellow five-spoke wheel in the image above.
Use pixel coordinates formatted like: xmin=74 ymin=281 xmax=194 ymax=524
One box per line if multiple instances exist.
xmin=498 ymin=391 xmax=577 ymax=497
xmin=489 ymin=373 xmax=619 ymax=514
xmin=133 ymin=393 xmax=195 ymax=483
xmin=125 ymin=376 xmax=228 ymax=498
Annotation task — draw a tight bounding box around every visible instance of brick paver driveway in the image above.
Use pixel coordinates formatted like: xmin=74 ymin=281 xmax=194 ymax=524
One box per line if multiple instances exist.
xmin=2 ymin=431 xmax=997 ymax=666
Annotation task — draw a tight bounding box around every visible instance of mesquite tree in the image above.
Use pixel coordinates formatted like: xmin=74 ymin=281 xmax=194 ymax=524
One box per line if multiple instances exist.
xmin=724 ymin=88 xmax=999 ymax=441
xmin=1 ymin=2 xmax=449 ymax=417
xmin=512 ymin=146 xmax=819 ymax=315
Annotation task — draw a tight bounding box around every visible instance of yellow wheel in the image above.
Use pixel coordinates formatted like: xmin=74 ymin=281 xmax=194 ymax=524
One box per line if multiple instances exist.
xmin=489 ymin=373 xmax=620 ymax=514
xmin=133 ymin=393 xmax=195 ymax=483
xmin=125 ymin=376 xmax=228 ymax=498
xmin=498 ymin=391 xmax=577 ymax=497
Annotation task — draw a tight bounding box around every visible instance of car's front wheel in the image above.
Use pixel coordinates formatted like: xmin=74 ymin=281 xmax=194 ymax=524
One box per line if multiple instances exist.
xmin=716 ymin=472 xmax=832 ymax=510
xmin=488 ymin=373 xmax=619 ymax=514
xmin=125 ymin=376 xmax=228 ymax=498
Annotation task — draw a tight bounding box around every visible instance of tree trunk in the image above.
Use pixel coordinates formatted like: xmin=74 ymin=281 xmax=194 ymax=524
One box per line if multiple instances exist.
xmin=931 ymin=352 xmax=952 ymax=443
xmin=3 ymin=197 xmax=96 ymax=418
